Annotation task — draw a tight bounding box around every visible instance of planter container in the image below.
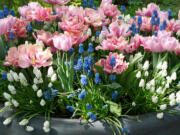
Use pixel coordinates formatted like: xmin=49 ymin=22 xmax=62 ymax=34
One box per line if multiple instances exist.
xmin=0 ymin=106 xmax=180 ymax=135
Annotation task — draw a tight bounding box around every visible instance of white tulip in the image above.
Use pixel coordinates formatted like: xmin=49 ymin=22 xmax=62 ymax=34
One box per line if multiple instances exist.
xmin=43 ymin=121 xmax=50 ymax=128
xmin=37 ymin=90 xmax=43 ymax=97
xmin=7 ymin=73 xmax=14 ymax=82
xmin=26 ymin=126 xmax=34 ymax=132
xmin=3 ymin=117 xmax=12 ymax=125
xmin=3 ymin=92 xmax=11 ymax=100
xmin=40 ymin=99 xmax=46 ymax=106
xmin=152 ymin=96 xmax=158 ymax=103
xmin=144 ymin=71 xmax=149 ymax=77
xmin=160 ymin=104 xmax=167 ymax=110
xmin=157 ymin=112 xmax=164 ymax=119
xmin=19 ymin=119 xmax=29 ymax=126
xmin=12 ymin=99 xmax=19 ymax=107
xmin=47 ymin=67 xmax=54 ymax=77
xmin=136 ymin=71 xmax=141 ymax=78
xmin=33 ymin=68 xmax=42 ymax=79
xmin=142 ymin=61 xmax=149 ymax=70
xmin=139 ymin=79 xmax=145 ymax=87
xmin=51 ymin=74 xmax=57 ymax=82
xmin=32 ymin=84 xmax=38 ymax=91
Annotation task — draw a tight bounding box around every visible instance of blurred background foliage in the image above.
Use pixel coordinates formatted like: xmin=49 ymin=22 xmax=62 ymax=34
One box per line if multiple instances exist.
xmin=0 ymin=0 xmax=180 ymax=17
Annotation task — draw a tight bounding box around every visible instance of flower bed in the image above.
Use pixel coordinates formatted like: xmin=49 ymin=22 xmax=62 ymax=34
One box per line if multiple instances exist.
xmin=0 ymin=0 xmax=180 ymax=134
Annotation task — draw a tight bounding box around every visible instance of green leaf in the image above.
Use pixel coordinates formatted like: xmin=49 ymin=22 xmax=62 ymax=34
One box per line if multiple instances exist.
xmin=0 ymin=37 xmax=5 ymax=60
xmin=106 ymin=101 xmax=122 ymax=117
xmin=102 ymin=82 xmax=122 ymax=89
xmin=170 ymin=63 xmax=180 ymax=74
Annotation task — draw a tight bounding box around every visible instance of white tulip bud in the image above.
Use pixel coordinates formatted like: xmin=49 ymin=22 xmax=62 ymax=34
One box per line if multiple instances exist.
xmin=157 ymin=112 xmax=164 ymax=119
xmin=47 ymin=66 xmax=54 ymax=77
xmin=51 ymin=74 xmax=57 ymax=82
xmin=8 ymin=85 xmax=16 ymax=95
xmin=7 ymin=73 xmax=14 ymax=82
xmin=152 ymin=96 xmax=158 ymax=103
xmin=169 ymin=93 xmax=175 ymax=100
xmin=157 ymin=62 xmax=162 ymax=69
xmin=169 ymin=99 xmax=176 ymax=106
xmin=43 ymin=126 xmax=50 ymax=133
xmin=12 ymin=72 xmax=19 ymax=82
xmin=33 ymin=68 xmax=42 ymax=79
xmin=136 ymin=71 xmax=141 ymax=78
xmin=3 ymin=92 xmax=11 ymax=100
xmin=142 ymin=60 xmax=149 ymax=70
xmin=48 ymin=83 xmax=53 ymax=88
xmin=176 ymin=91 xmax=180 ymax=98
xmin=43 ymin=121 xmax=50 ymax=128
xmin=34 ymin=78 xmax=39 ymax=84
xmin=19 ymin=73 xmax=28 ymax=86
xmin=3 ymin=117 xmax=12 ymax=125
xmin=37 ymin=90 xmax=43 ymax=97
xmin=40 ymin=99 xmax=46 ymax=106
xmin=171 ymin=72 xmax=177 ymax=81
xmin=19 ymin=119 xmax=29 ymax=126
xmin=32 ymin=84 xmax=38 ymax=91
xmin=12 ymin=99 xmax=19 ymax=107
xmin=4 ymin=101 xmax=11 ymax=107
xmin=160 ymin=104 xmax=167 ymax=110
xmin=26 ymin=126 xmax=34 ymax=132
xmin=162 ymin=61 xmax=168 ymax=70
xmin=139 ymin=79 xmax=145 ymax=87
xmin=132 ymin=102 xmax=136 ymax=107
xmin=144 ymin=71 xmax=149 ymax=77
xmin=156 ymin=87 xmax=162 ymax=94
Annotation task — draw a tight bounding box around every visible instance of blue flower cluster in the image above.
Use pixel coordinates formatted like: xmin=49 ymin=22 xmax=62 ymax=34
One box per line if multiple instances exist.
xmin=112 ymin=91 xmax=118 ymax=100
xmin=0 ymin=5 xmax=15 ymax=19
xmin=94 ymin=73 xmax=101 ymax=84
xmin=80 ymin=75 xmax=88 ymax=86
xmin=110 ymin=55 xmax=116 ymax=67
xmin=83 ymin=0 xmax=94 ymax=8
xmin=27 ymin=24 xmax=33 ymax=33
xmin=66 ymin=106 xmax=74 ymax=112
xmin=86 ymin=103 xmax=92 ymax=110
xmin=44 ymin=88 xmax=58 ymax=100
xmin=74 ymin=56 xmax=94 ymax=71
xmin=87 ymin=112 xmax=97 ymax=121
xmin=78 ymin=89 xmax=87 ymax=100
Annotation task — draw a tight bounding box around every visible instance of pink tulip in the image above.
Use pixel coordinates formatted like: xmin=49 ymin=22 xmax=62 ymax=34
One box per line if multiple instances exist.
xmin=95 ymin=52 xmax=128 ymax=74
xmin=43 ymin=0 xmax=71 ymax=5
xmin=125 ymin=34 xmax=142 ymax=53
xmin=0 ymin=16 xmax=16 ymax=35
xmin=109 ymin=22 xmax=132 ymax=37
xmin=4 ymin=44 xmax=52 ymax=68
xmin=27 ymin=7 xmax=56 ymax=22
xmin=36 ymin=30 xmax=59 ymax=46
xmin=53 ymin=34 xmax=73 ymax=51
xmin=65 ymin=31 xmax=89 ymax=45
xmin=99 ymin=0 xmax=120 ymax=17
xmin=141 ymin=31 xmax=179 ymax=52
xmin=175 ymin=45 xmax=180 ymax=55
xmin=9 ymin=18 xmax=28 ymax=38
xmin=19 ymin=2 xmax=56 ymax=22
xmin=173 ymin=20 xmax=180 ymax=32
xmin=84 ymin=8 xmax=104 ymax=27
xmin=96 ymin=36 xmax=128 ymax=51
xmin=54 ymin=5 xmax=69 ymax=18
xmin=136 ymin=3 xmax=160 ymax=17
xmin=18 ymin=2 xmax=41 ymax=17
xmin=58 ymin=6 xmax=88 ymax=33
xmin=4 ymin=47 xmax=19 ymax=67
